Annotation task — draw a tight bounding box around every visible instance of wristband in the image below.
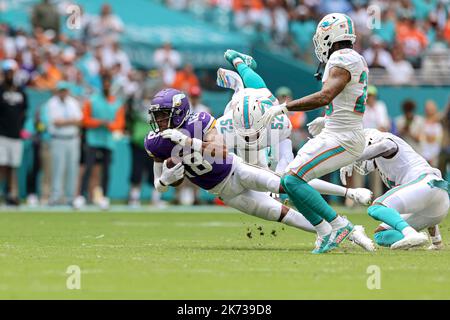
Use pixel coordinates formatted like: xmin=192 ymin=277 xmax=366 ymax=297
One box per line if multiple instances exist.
xmin=191 ymin=138 xmax=203 ymax=153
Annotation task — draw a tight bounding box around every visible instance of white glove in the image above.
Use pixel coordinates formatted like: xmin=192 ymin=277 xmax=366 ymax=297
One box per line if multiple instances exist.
xmin=258 ymin=103 xmax=288 ymax=128
xmin=340 ymin=164 xmax=354 ymax=186
xmin=159 ymin=160 xmax=185 ymax=186
xmin=346 ymin=188 xmax=373 ymax=206
xmin=161 ymin=129 xmax=189 ymax=146
xmin=306 ymin=117 xmax=325 ymax=137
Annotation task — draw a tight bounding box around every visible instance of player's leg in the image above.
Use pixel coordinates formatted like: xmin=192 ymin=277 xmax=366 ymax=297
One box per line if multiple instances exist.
xmin=282 ymin=136 xmax=356 ymax=253
xmin=223 ymin=189 xmax=315 ymax=233
xmin=224 ymin=50 xmax=265 ymax=89
xmin=370 ymin=174 xmax=448 ymax=249
xmin=233 ymin=160 xmax=281 ymax=194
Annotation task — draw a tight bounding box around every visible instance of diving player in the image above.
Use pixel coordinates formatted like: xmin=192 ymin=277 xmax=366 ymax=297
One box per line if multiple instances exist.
xmin=144 ymin=88 xmax=374 ymax=250
xmin=254 ymin=13 xmax=369 ymax=253
xmin=340 ymin=129 xmax=449 ymax=250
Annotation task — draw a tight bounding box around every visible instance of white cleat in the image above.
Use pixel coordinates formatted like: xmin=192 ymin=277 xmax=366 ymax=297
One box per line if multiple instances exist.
xmin=348 ymin=225 xmax=376 ymax=252
xmin=346 ymin=188 xmax=373 ymax=206
xmin=216 ymin=68 xmax=244 ymax=92
xmin=427 ymin=243 xmax=444 ymax=250
xmin=390 ymin=232 xmax=429 ymax=250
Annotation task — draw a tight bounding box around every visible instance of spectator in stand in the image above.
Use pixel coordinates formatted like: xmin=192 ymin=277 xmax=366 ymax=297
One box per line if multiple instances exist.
xmin=26 ymin=99 xmax=52 ymax=207
xmin=172 ymin=63 xmax=200 ymax=92
xmin=396 ymin=16 xmax=428 ymax=68
xmin=46 ymin=82 xmax=82 ymax=205
xmin=396 ymin=99 xmax=424 ymax=153
xmin=386 ymin=46 xmax=415 ymax=85
xmin=188 ymin=86 xmax=211 ymax=114
xmin=153 ymin=43 xmax=182 ymax=86
xmin=74 ymin=73 xmax=125 ymax=210
xmin=373 ymin=7 xmax=397 ymax=45
xmin=32 ymin=51 xmax=63 ymax=90
xmin=0 ymin=60 xmax=28 ymax=206
xmin=363 ymin=36 xmax=393 ymax=69
xmin=290 ymin=5 xmax=316 ymax=63
xmin=438 ymin=98 xmax=450 ymax=179
xmin=362 ymin=85 xmax=390 ymax=132
xmin=87 ymin=3 xmax=124 ymax=45
xmin=260 ymin=0 xmax=289 ymax=45
xmin=31 ymin=0 xmax=60 ymax=41
xmin=421 ymin=100 xmax=443 ymax=167
xmin=101 ymin=41 xmax=131 ymax=76
xmin=233 ymin=0 xmax=264 ymax=33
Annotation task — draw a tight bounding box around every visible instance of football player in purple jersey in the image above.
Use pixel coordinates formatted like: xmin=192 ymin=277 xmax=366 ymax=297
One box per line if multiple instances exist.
xmin=145 ymin=88 xmax=317 ymax=233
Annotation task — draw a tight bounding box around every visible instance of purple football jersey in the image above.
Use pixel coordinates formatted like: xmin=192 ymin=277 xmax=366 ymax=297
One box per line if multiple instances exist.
xmin=144 ymin=112 xmax=234 ymax=190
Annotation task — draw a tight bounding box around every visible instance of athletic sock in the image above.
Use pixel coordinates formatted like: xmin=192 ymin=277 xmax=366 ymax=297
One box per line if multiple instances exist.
xmin=374 ymin=229 xmax=404 ymax=247
xmin=367 ymin=205 xmax=409 ymax=232
xmin=329 ymin=215 xmax=347 ymax=231
xmin=281 ymin=208 xmax=315 ymax=233
xmin=401 ymin=226 xmax=417 ymax=237
xmin=314 ymin=219 xmax=332 ymax=237
xmin=235 ymin=63 xmax=266 ymax=89
xmin=281 ymin=175 xmax=338 ymax=225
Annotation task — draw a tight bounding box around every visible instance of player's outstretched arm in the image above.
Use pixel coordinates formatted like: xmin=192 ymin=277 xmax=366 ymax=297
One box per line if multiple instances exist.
xmin=357 ymin=139 xmax=398 ymax=161
xmin=258 ymin=66 xmax=350 ymax=126
xmin=286 ymin=66 xmax=350 ymax=111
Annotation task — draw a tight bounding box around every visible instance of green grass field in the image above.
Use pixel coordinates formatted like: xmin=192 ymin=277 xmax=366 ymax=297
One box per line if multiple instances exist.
xmin=0 ymin=206 xmax=449 ymax=299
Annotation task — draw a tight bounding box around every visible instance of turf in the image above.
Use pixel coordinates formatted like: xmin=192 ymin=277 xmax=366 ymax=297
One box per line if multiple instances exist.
xmin=0 ymin=206 xmax=449 ymax=299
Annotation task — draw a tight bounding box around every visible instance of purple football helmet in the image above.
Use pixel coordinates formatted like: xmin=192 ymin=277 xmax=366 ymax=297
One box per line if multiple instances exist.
xmin=148 ymin=88 xmax=191 ymax=132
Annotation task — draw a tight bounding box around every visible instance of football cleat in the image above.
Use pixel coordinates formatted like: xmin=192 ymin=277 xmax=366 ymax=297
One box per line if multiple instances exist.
xmin=348 ymin=225 xmax=376 ymax=251
xmin=427 ymin=243 xmax=444 ymax=250
xmin=312 ymin=234 xmax=331 ymax=254
xmin=390 ymin=231 xmax=428 ymax=250
xmin=224 ymin=49 xmax=257 ymax=70
xmin=216 ymin=68 xmax=244 ymax=92
xmin=322 ymin=222 xmax=354 ymax=253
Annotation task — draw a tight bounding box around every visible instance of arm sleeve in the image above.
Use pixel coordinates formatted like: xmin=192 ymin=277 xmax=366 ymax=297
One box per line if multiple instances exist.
xmin=357 ymin=139 xmax=398 ymax=161
xmin=82 ymin=101 xmax=103 ymax=128
xmin=275 ymin=138 xmax=294 ymax=174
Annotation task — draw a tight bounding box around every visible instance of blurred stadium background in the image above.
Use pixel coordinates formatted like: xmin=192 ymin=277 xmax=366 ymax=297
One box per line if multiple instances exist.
xmin=1 ymin=0 xmax=449 ymax=209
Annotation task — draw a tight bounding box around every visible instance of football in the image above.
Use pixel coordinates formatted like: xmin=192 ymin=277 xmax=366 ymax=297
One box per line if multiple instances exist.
xmin=165 ymin=157 xmax=184 ymax=187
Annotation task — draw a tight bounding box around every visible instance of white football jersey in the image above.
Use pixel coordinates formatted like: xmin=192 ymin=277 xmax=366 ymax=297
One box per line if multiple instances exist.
xmin=321 ymin=48 xmax=368 ymax=155
xmin=216 ymin=110 xmax=292 ymax=170
xmin=370 ymin=133 xmax=441 ymax=188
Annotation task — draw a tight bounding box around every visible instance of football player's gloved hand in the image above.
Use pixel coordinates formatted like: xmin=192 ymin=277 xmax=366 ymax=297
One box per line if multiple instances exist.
xmin=340 ymin=164 xmax=353 ymax=186
xmin=160 ymin=160 xmax=185 ymax=186
xmin=306 ymin=117 xmax=325 ymax=137
xmin=161 ymin=129 xmax=189 ymax=147
xmin=258 ymin=103 xmax=288 ymax=128
xmin=346 ymin=188 xmax=373 ymax=206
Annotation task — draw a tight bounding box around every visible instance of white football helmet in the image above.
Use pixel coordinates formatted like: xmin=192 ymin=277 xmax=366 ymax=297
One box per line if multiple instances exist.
xmin=313 ymin=13 xmax=356 ymax=63
xmin=232 ymin=94 xmax=270 ymax=150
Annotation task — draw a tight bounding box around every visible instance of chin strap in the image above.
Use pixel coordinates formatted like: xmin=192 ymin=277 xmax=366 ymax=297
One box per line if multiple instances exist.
xmin=314 ymin=62 xmax=325 ymax=81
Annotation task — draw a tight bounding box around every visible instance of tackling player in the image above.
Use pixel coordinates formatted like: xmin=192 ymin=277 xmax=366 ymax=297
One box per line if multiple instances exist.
xmin=216 ymin=50 xmax=373 ymax=207
xmin=256 ymin=13 xmax=369 ymax=253
xmin=340 ymin=129 xmax=449 ymax=250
